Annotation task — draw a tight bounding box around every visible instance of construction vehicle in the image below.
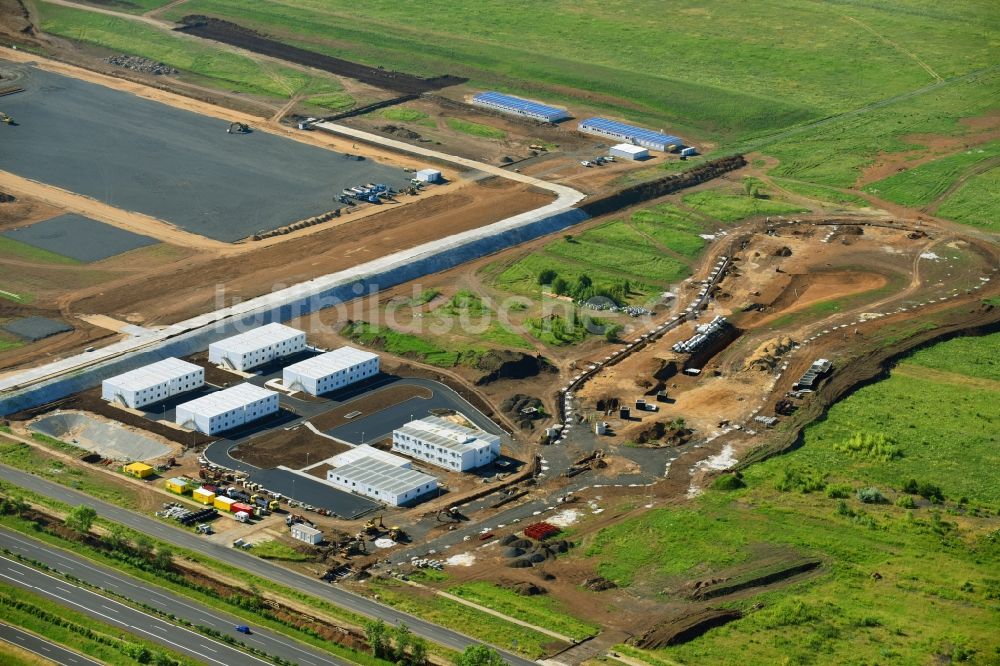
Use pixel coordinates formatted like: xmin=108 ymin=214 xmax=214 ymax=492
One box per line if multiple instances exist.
xmin=196 ymin=523 xmax=213 ymax=535
xmin=362 ymin=515 xmax=385 ymax=535
xmin=1 ymin=112 xmax=14 ymax=125
xmin=528 ymin=144 xmax=547 ymax=151
xmin=227 ymin=121 xmax=250 ymax=134
xmin=388 ymin=526 xmax=405 ymax=541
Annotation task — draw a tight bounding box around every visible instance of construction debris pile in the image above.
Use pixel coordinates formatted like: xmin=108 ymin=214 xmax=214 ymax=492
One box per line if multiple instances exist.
xmin=672 ymin=316 xmax=731 ymax=354
xmin=103 ymin=55 xmax=178 ymax=76
xmin=744 ymin=336 xmax=796 ymax=371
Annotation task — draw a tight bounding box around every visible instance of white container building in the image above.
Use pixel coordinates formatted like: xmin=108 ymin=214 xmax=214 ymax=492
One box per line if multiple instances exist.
xmin=282 ymin=347 xmax=379 ymax=396
xmin=326 ymin=457 xmax=437 ymax=506
xmin=101 ymin=357 xmax=204 ymax=409
xmin=609 ymin=144 xmax=649 ymax=161
xmin=391 ymin=415 xmax=500 ymax=472
xmin=208 ymin=323 xmax=306 ymax=371
xmin=328 ymin=444 xmax=410 ymax=469
xmin=578 ymin=117 xmax=684 ymax=152
xmin=175 ymin=383 xmax=278 ymax=435
xmin=290 ymin=523 xmax=323 ymax=545
xmin=414 ymin=169 xmax=442 ymax=184
xmin=471 ymin=92 xmax=570 ymax=123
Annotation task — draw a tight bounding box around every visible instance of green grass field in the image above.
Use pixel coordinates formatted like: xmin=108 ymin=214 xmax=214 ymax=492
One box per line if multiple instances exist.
xmin=681 ymin=190 xmax=808 ymax=222
xmin=769 ymin=178 xmax=870 ymax=208
xmin=372 ymin=107 xmax=436 ymax=127
xmin=445 ymin=118 xmax=507 ymax=139
xmin=166 ymin=0 xmax=996 ymax=142
xmin=0 ymin=236 xmax=79 ymax=265
xmin=584 ymin=333 xmax=1000 ymax=664
xmin=935 ymin=166 xmax=1000 ymax=231
xmin=251 ymin=540 xmax=310 ymax=561
xmin=447 ymin=582 xmax=599 ymax=641
xmin=77 ymin=0 xmax=173 ymax=14
xmin=863 ymin=142 xmax=1000 ymax=207
xmin=36 ymin=1 xmax=352 ymax=109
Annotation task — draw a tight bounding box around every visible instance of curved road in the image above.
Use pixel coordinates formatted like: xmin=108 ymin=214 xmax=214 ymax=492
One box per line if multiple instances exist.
xmin=0 ymin=464 xmax=534 ymax=666
xmin=0 ymin=623 xmax=103 ymax=666
xmin=0 ymin=528 xmax=351 ymax=666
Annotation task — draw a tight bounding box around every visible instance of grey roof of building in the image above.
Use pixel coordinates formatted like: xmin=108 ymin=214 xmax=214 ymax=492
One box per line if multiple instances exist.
xmin=331 ymin=457 xmax=436 ymax=495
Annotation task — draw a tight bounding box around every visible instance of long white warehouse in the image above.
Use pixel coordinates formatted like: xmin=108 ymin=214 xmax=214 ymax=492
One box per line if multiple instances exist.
xmin=282 ymin=346 xmax=379 ymax=395
xmin=101 ymin=357 xmax=204 ymax=409
xmin=329 ymin=444 xmax=409 ymax=469
xmin=209 ymin=323 xmax=306 ymax=371
xmin=175 ymin=383 xmax=278 ymax=435
xmin=392 ymin=415 xmax=500 ymax=472
xmin=326 ymin=456 xmax=437 ymax=506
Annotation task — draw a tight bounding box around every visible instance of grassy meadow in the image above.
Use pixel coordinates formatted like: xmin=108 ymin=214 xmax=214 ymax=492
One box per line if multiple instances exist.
xmin=935 ymin=167 xmax=1000 ymax=231
xmin=582 ymin=332 xmax=1000 ymax=664
xmin=863 ymin=142 xmax=1000 ymax=207
xmin=36 ymin=2 xmax=353 ymax=109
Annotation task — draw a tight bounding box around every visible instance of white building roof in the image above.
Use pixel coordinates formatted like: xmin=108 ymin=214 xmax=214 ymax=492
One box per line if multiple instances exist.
xmin=176 ymin=383 xmax=276 ymax=418
xmin=211 ymin=323 xmax=303 ymax=355
xmin=611 ymin=143 xmax=648 ymax=155
xmin=105 ymin=357 xmax=202 ymax=392
xmin=332 ymin=457 xmax=436 ymax=496
xmin=330 ymin=445 xmax=409 ymax=469
xmin=284 ymin=347 xmax=378 ymax=380
xmin=396 ymin=415 xmax=497 ymax=454
xmin=416 ymin=169 xmax=441 ymax=178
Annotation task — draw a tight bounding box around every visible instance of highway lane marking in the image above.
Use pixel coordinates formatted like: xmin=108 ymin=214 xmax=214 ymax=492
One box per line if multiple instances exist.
xmin=102 ymin=604 xmax=120 ymax=614
xmin=0 ymin=557 xmax=271 ymax=666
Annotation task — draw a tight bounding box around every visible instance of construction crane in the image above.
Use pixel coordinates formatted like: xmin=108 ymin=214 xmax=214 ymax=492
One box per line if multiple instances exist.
xmin=227 ymin=121 xmax=250 ymax=134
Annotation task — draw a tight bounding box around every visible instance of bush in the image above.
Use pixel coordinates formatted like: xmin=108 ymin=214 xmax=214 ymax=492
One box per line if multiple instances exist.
xmin=834 ymin=432 xmax=902 ymax=461
xmin=903 ymin=479 xmax=945 ymax=502
xmin=826 ymin=484 xmax=852 ymax=499
xmin=537 ymin=268 xmax=557 ymax=285
xmin=775 ymin=467 xmax=827 ymax=493
xmin=895 ymin=495 xmax=917 ymax=509
xmin=856 ymin=487 xmax=887 ymax=504
xmin=712 ymin=474 xmax=746 ymax=491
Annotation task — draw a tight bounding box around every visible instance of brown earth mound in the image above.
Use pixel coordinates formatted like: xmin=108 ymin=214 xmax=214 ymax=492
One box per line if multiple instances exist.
xmin=630 ymin=608 xmax=743 ymax=648
xmin=498 ymin=579 xmax=546 ymax=596
xmin=177 ymin=16 xmax=466 ymax=95
xmin=475 ymin=351 xmax=555 ymax=385
xmin=632 ymin=420 xmax=693 ymax=446
xmin=230 ymin=426 xmax=348 ymax=469
xmin=744 ymin=336 xmax=796 ymax=371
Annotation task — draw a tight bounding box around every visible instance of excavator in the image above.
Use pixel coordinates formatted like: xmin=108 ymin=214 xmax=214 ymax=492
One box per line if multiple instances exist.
xmin=0 ymin=112 xmax=14 ymax=126
xmin=226 ymin=121 xmax=250 ymax=134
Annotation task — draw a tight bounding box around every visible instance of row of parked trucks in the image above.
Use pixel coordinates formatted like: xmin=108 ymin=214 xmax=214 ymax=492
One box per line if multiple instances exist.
xmin=165 ymin=473 xmax=281 ymax=523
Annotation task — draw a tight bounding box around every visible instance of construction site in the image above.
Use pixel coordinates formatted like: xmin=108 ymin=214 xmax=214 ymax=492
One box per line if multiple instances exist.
xmin=1 ymin=3 xmax=999 ymax=662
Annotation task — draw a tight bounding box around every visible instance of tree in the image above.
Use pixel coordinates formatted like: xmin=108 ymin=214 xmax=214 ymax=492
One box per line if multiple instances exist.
xmin=364 ymin=619 xmax=389 ymax=659
xmin=103 ymin=525 xmax=129 ymax=552
xmin=537 ymin=268 xmax=557 ymax=286
xmin=577 ymin=274 xmax=593 ymax=289
xmin=391 ymin=623 xmax=412 ymax=663
xmin=152 ymin=547 xmax=173 ymax=571
xmin=64 ymin=505 xmax=97 ymax=534
xmin=408 ymin=637 xmax=428 ymax=666
xmin=134 ymin=534 xmax=155 ymax=558
xmin=551 ymin=277 xmax=569 ymax=296
xmin=456 ymin=645 xmax=508 ymax=666
xmin=0 ymin=493 xmax=28 ymax=517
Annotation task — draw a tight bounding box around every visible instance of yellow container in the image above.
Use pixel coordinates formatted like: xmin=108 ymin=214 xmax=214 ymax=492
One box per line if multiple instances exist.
xmin=123 ymin=462 xmax=154 ymax=479
xmin=165 ymin=478 xmax=190 ymax=495
xmin=193 ymin=488 xmax=215 ymax=505
xmin=214 ymin=496 xmax=236 ymax=511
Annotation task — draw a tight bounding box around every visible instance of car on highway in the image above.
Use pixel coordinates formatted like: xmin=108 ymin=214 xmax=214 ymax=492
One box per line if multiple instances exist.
xmin=235 ymin=625 xmax=252 ymax=635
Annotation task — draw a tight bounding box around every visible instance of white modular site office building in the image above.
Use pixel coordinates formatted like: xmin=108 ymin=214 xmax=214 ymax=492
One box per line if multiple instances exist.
xmin=328 ymin=444 xmax=409 ymax=469
xmin=578 ymin=117 xmax=683 ymax=152
xmin=392 ymin=415 xmax=501 ymax=472
xmin=282 ymin=346 xmax=379 ymax=396
xmin=175 ymin=383 xmax=278 ymax=435
xmin=208 ymin=323 xmax=306 ymax=371
xmin=326 ymin=457 xmax=438 ymax=506
xmin=610 ymin=144 xmax=649 ymax=161
xmin=471 ymin=92 xmax=570 ymax=123
xmin=101 ymin=357 xmax=204 ymax=409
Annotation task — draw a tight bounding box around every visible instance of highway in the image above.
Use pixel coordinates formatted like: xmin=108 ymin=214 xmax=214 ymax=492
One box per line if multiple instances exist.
xmin=0 ymin=528 xmax=351 ymax=666
xmin=0 ymin=552 xmax=280 ymax=666
xmin=0 ymin=464 xmax=535 ymax=666
xmin=0 ymin=623 xmax=103 ymax=666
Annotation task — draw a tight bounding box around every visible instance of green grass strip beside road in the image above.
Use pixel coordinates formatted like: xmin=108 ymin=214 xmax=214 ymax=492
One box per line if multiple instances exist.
xmin=0 ymin=581 xmax=200 ymax=666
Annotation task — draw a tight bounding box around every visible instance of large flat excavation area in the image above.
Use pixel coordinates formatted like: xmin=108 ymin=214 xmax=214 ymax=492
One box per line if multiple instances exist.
xmin=0 ymin=63 xmax=409 ymax=242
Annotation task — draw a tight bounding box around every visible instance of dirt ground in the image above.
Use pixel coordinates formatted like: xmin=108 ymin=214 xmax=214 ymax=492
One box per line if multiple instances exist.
xmin=230 ymin=425 xmax=349 ymax=469
xmin=309 ymin=384 xmax=433 ymax=431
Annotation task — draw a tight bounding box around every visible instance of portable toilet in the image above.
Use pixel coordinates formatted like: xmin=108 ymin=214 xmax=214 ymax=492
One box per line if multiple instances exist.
xmin=193 ymin=488 xmax=216 ymax=505
xmin=123 ymin=462 xmax=154 ymax=479
xmin=594 ymin=421 xmax=608 ymax=435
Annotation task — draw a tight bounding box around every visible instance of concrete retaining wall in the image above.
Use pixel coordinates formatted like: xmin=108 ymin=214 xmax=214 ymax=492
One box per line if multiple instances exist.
xmin=1 ymin=207 xmax=588 ymax=415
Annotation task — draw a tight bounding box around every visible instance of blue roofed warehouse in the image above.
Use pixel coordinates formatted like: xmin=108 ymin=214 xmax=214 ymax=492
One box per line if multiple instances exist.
xmin=578 ymin=117 xmax=685 ymax=152
xmin=471 ymin=91 xmax=570 ymax=123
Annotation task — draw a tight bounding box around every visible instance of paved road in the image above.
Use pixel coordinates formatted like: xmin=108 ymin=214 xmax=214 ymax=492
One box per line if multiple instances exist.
xmin=0 ymin=553 xmax=275 ymax=666
xmin=0 ymin=528 xmax=351 ymax=666
xmin=0 ymin=623 xmax=103 ymax=666
xmin=0 ymin=464 xmax=534 ymax=666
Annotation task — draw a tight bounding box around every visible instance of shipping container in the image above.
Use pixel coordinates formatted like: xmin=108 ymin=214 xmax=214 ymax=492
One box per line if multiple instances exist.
xmin=231 ymin=502 xmax=254 ymax=515
xmin=193 ymin=488 xmax=216 ymax=505
xmin=214 ymin=496 xmax=236 ymax=511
